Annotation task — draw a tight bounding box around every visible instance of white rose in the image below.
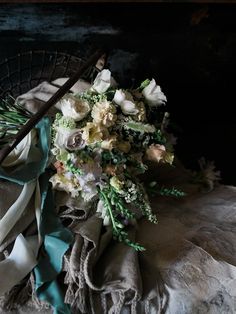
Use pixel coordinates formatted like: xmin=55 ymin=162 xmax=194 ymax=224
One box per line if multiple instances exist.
xmin=58 ymin=95 xmax=90 ymax=121
xmin=92 ymin=69 xmax=111 ymax=94
xmin=142 ymin=79 xmax=167 ymax=106
xmin=113 ymin=90 xmax=139 ymax=115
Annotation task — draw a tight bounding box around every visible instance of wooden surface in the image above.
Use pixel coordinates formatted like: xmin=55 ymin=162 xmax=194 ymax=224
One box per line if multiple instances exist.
xmin=0 ymin=3 xmax=235 ymax=184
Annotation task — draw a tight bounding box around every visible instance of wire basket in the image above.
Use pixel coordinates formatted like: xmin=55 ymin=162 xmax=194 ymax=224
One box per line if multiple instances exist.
xmin=0 ymin=50 xmax=100 ymax=98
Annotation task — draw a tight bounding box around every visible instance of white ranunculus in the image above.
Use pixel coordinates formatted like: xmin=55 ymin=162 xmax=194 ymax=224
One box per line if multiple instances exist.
xmin=113 ymin=89 xmax=139 ymax=115
xmin=142 ymin=79 xmax=167 ymax=107
xmin=92 ymin=69 xmax=111 ymax=94
xmin=58 ymin=95 xmax=90 ymax=122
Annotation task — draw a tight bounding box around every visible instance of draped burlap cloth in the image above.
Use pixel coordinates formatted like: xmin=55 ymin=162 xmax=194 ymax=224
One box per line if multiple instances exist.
xmin=1 ymin=80 xmax=236 ymax=314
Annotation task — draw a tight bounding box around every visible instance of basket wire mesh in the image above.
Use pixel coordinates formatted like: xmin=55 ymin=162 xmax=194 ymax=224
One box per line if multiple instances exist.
xmin=0 ymin=50 xmax=100 ymax=98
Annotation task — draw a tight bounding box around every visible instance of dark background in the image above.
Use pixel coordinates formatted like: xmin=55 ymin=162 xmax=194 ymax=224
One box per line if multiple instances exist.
xmin=0 ymin=3 xmax=235 ymax=184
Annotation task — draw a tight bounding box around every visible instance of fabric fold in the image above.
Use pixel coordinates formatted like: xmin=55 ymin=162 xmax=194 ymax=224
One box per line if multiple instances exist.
xmin=64 ymin=215 xmax=142 ymax=314
xmin=0 ymin=234 xmax=38 ymax=296
xmin=0 ymin=117 xmax=51 ymax=185
xmin=0 ymin=181 xmax=36 ymax=246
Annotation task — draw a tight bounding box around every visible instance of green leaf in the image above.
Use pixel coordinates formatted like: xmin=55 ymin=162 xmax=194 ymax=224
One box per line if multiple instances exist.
xmin=139 ymin=79 xmax=150 ymax=90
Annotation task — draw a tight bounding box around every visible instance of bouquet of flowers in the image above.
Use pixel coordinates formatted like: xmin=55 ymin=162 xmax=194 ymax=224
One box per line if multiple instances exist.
xmin=47 ymin=69 xmax=182 ymax=251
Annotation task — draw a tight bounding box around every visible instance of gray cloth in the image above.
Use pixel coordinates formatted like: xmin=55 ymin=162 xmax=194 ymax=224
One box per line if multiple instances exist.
xmin=61 ymin=179 xmax=236 ymax=314
xmin=2 ymin=184 xmax=236 ymax=314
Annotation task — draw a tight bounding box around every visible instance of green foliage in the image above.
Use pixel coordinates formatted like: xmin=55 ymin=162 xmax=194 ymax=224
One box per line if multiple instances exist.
xmin=158 ymin=187 xmax=186 ymax=197
xmin=99 ymin=186 xmax=145 ymax=251
xmin=65 ymin=159 xmax=83 ymax=176
xmin=101 ymin=150 xmax=127 ymax=165
xmin=151 ymin=129 xmax=167 ymax=145
xmin=109 ymin=187 xmax=135 ymax=219
xmin=139 ymin=79 xmax=150 ymax=90
xmin=148 ymin=181 xmax=186 ymax=198
xmin=123 ymin=120 xmax=156 ymax=134
xmin=0 ymin=96 xmax=32 ymax=147
xmin=127 ymin=155 xmax=148 ymax=174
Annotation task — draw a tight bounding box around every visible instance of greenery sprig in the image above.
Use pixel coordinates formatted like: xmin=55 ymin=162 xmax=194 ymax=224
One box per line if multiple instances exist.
xmin=65 ymin=159 xmax=83 ymax=176
xmin=99 ymin=186 xmax=145 ymax=251
xmin=148 ymin=181 xmax=186 ymax=198
xmin=0 ymin=96 xmax=32 ymax=147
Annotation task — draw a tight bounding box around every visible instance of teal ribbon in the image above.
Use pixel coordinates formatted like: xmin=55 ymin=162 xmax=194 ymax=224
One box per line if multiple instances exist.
xmin=0 ymin=117 xmax=73 ymax=314
xmin=34 ymin=172 xmax=73 ymax=314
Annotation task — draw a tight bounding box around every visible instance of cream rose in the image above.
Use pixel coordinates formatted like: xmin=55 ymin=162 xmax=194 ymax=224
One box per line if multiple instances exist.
xmin=142 ymin=79 xmax=167 ymax=107
xmin=146 ymin=144 xmax=174 ymax=164
xmin=145 ymin=144 xmax=166 ymax=162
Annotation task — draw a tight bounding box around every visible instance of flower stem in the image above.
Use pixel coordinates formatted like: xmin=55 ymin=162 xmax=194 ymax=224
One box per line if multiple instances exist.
xmin=99 ymin=189 xmax=118 ymax=233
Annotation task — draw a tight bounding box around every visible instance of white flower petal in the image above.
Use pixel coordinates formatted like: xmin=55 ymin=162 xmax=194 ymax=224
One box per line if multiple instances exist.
xmin=60 ymin=97 xmax=90 ymax=122
xmin=113 ymin=89 xmax=126 ymax=106
xmin=92 ymin=69 xmax=111 ymax=94
xmin=120 ymin=100 xmax=139 ymax=115
xmin=142 ymin=78 xmax=167 ymax=107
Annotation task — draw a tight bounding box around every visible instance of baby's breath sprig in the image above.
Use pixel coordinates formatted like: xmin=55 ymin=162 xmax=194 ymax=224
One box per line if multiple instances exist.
xmin=134 ymin=183 xmax=158 ymax=224
xmin=76 ymin=91 xmax=107 ymax=105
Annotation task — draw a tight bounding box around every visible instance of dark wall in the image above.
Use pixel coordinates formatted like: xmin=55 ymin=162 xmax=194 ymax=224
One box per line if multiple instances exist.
xmin=0 ymin=3 xmax=235 ymax=184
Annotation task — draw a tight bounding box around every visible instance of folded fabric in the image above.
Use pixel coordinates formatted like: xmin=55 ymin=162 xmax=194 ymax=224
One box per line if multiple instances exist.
xmin=0 ymin=117 xmax=51 ymax=184
xmin=16 ymin=79 xmax=91 ymax=115
xmin=0 ymin=234 xmax=38 ymax=296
